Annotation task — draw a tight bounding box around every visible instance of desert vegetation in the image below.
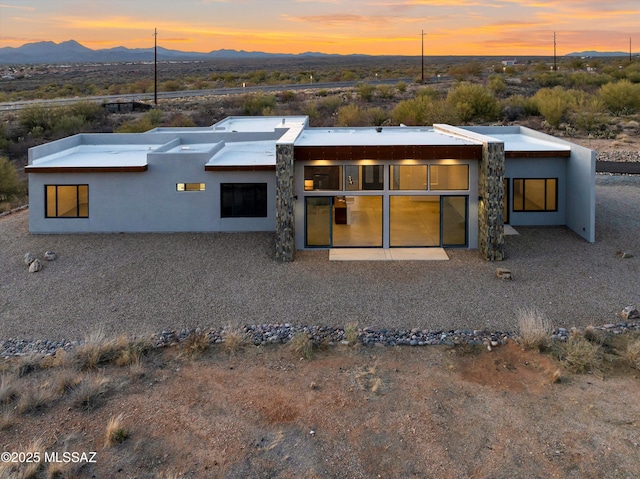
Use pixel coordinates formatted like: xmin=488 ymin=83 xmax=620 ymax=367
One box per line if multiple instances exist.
xmin=1 ymin=322 xmax=640 ymax=478
xmin=2 ymin=55 xmax=640 ymax=212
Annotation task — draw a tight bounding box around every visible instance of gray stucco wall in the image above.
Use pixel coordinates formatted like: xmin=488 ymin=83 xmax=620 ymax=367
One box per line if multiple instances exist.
xmin=505 ymin=157 xmax=567 ymax=227
xmin=28 ymin=164 xmax=277 ymax=234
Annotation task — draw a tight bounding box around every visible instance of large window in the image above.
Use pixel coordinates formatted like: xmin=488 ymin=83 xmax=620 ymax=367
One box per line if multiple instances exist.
xmin=45 ymin=185 xmax=88 ymax=218
xmin=390 ymin=165 xmax=427 ymax=190
xmin=513 ymin=178 xmax=557 ymax=212
xmin=221 ymin=183 xmax=267 ymax=218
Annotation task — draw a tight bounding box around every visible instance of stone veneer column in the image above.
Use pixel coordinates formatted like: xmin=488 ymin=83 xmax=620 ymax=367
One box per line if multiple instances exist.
xmin=275 ymin=143 xmax=295 ymax=262
xmin=478 ymin=141 xmax=505 ymax=261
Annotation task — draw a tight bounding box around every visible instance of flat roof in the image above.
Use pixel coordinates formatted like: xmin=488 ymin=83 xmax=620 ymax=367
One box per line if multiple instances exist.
xmin=295 ymin=127 xmax=481 ymax=147
xmin=206 ymin=140 xmax=276 ymax=168
xmin=213 ymin=116 xmax=307 ymax=133
xmin=28 ymin=144 xmax=152 ymax=169
xmin=487 ymin=133 xmax=571 ymax=153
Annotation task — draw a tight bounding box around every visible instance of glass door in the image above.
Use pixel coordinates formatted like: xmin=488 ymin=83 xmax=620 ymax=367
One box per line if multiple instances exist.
xmin=305 ymin=197 xmax=332 ymax=247
xmin=441 ymin=196 xmax=467 ymax=246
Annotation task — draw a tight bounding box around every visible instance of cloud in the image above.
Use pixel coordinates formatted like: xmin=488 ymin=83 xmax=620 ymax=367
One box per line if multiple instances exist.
xmin=0 ymin=4 xmax=36 ymax=11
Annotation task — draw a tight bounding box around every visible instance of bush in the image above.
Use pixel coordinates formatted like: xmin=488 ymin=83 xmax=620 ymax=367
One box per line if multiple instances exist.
xmin=445 ymin=83 xmax=501 ymax=122
xmin=356 ymin=83 xmax=376 ymax=101
xmin=337 ymin=104 xmax=369 ymax=126
xmin=391 ymin=96 xmax=459 ymax=126
xmin=376 ymin=84 xmax=395 ymax=99
xmin=367 ymin=107 xmax=388 ymax=126
xmin=487 ymin=75 xmax=506 ymax=94
xmin=517 ymin=307 xmax=552 ymax=351
xmin=533 ymin=87 xmax=574 ymax=128
xmin=0 ymin=157 xmax=26 ymax=202
xmin=242 ymin=93 xmax=276 ymax=115
xmin=599 ymin=80 xmax=640 ymax=115
xmin=396 ymin=81 xmax=407 ymax=93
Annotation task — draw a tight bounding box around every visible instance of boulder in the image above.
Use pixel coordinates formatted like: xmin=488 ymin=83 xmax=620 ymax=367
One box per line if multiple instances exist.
xmin=495 ymin=267 xmax=512 ymax=280
xmin=28 ymin=259 xmax=42 ymax=273
xmin=44 ymin=251 xmax=57 ymax=261
xmin=24 ymin=252 xmax=35 ymax=265
xmin=621 ymin=306 xmax=639 ymax=320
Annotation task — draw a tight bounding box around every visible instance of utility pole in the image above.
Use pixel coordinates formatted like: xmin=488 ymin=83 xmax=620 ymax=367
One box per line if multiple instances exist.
xmin=553 ymin=31 xmax=557 ymax=71
xmin=630 ymin=37 xmax=633 ymax=62
xmin=421 ymin=30 xmax=426 ymax=83
xmin=154 ymin=28 xmax=158 ymax=106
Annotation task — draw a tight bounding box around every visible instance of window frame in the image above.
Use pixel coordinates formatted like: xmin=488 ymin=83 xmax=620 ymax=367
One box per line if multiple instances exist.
xmin=220 ymin=183 xmax=268 ymax=218
xmin=512 ymin=178 xmax=558 ymax=212
xmin=45 ymin=184 xmax=89 ymax=218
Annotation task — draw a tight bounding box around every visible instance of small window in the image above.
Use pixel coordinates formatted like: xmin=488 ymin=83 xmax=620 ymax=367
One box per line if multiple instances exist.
xmin=221 ymin=183 xmax=268 ymax=218
xmin=177 ymin=183 xmax=206 ymax=191
xmin=45 ymin=185 xmax=88 ymax=218
xmin=430 ymin=165 xmax=469 ymax=190
xmin=513 ymin=178 xmax=557 ymax=212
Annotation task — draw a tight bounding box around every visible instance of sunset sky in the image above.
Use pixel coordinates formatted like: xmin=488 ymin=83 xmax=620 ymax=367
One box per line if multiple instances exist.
xmin=0 ymin=0 xmax=638 ymax=56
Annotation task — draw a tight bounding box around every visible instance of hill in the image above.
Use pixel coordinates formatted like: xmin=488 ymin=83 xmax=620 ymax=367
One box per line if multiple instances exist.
xmin=0 ymin=40 xmax=361 ymax=65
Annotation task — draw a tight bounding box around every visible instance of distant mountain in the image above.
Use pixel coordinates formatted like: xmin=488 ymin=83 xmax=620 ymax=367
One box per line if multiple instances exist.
xmin=0 ymin=40 xmax=364 ymax=65
xmin=566 ymin=50 xmax=635 ymax=57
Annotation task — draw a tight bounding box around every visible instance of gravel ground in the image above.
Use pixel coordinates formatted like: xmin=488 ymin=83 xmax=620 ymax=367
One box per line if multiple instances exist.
xmin=1 ymin=175 xmax=639 ymax=343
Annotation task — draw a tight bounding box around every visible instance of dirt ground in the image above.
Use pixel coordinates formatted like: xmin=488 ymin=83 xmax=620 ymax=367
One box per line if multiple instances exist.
xmin=1 ymin=341 xmax=639 ymax=479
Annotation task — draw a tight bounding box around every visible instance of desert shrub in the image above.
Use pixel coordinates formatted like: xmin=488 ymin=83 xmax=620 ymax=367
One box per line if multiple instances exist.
xmin=415 ymin=86 xmax=441 ymax=99
xmin=599 ymin=80 xmax=640 ymax=115
xmin=19 ymin=104 xmax=59 ymax=134
xmin=337 ymin=104 xmax=369 ymax=126
xmin=570 ymin=92 xmax=606 ymax=133
xmin=487 ymin=75 xmax=506 ymax=94
xmin=68 ymin=101 xmax=106 ymax=124
xmin=179 ymin=330 xmax=210 ymax=357
xmin=396 ymin=81 xmax=407 ymax=93
xmin=624 ymin=338 xmax=640 ymax=369
xmin=556 ymin=335 xmax=602 ymax=374
xmin=289 ymin=332 xmax=314 ymax=360
xmin=116 ymin=110 xmax=163 ymax=133
xmin=105 ymin=413 xmax=128 ymax=447
xmin=356 ymin=83 xmax=376 ymax=101
xmin=71 ymin=375 xmax=110 ymax=410
xmin=367 ymin=107 xmax=388 ymax=126
xmin=532 ymin=87 xmax=574 ymax=128
xmin=52 ymin=114 xmax=88 ymax=136
xmin=376 ymin=84 xmax=395 ymax=99
xmin=446 ymin=83 xmax=501 ymax=122
xmin=0 ymin=156 xmax=26 ymax=202
xmin=300 ymin=101 xmax=320 ymax=121
xmin=391 ymin=96 xmax=458 ymax=126
xmin=242 ymin=93 xmax=276 ymax=115
xmin=277 ymin=90 xmax=298 ymax=103
xmin=448 ymin=61 xmax=483 ymax=80
xmin=344 ymin=322 xmax=359 ymax=346
xmin=534 ymin=72 xmax=568 ymax=88
xmin=517 ymin=307 xmax=552 ymax=351
xmin=319 ymin=95 xmax=342 ymax=116
xmin=161 ymin=80 xmax=182 ymax=92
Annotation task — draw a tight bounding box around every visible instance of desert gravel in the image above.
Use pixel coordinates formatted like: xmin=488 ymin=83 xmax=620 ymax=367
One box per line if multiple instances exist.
xmin=1 ymin=175 xmax=639 ymax=342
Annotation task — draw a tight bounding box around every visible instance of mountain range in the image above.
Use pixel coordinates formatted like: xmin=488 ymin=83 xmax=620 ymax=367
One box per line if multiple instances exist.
xmin=0 ymin=40 xmax=349 ymax=65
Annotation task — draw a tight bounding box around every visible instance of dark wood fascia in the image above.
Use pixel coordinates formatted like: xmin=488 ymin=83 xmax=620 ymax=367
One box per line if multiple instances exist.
xmin=205 ymin=165 xmax=276 ymax=172
xmin=294 ymin=145 xmax=483 ymax=161
xmin=25 ymin=165 xmax=148 ymax=173
xmin=505 ymin=151 xmax=571 ymax=158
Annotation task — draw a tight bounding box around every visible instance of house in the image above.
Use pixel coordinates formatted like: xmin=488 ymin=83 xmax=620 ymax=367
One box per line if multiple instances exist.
xmin=26 ymin=116 xmax=595 ymax=262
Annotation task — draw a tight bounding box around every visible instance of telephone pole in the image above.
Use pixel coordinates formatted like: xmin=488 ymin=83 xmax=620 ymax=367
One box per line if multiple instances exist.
xmin=553 ymin=31 xmax=557 ymax=71
xmin=154 ymin=28 xmax=158 ymax=106
xmin=421 ymin=30 xmax=426 ymax=83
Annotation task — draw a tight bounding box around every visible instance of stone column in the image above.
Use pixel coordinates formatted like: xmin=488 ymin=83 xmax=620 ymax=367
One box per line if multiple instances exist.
xmin=478 ymin=141 xmax=505 ymax=261
xmin=275 ymin=143 xmax=295 ymax=262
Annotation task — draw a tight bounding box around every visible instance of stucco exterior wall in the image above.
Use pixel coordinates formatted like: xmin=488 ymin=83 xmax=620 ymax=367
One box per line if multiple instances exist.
xmin=28 ymin=166 xmax=277 ymax=233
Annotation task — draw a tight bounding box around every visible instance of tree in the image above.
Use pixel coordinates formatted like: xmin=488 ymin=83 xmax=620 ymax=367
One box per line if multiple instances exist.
xmin=445 ymin=83 xmax=501 ymax=122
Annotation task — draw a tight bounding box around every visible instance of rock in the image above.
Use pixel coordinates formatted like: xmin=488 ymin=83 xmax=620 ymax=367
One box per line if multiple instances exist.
xmin=495 ymin=268 xmax=512 ymax=280
xmin=24 ymin=252 xmax=35 ymax=265
xmin=28 ymin=259 xmax=43 ymax=273
xmin=44 ymin=251 xmax=57 ymax=261
xmin=621 ymin=306 xmax=640 ymax=320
